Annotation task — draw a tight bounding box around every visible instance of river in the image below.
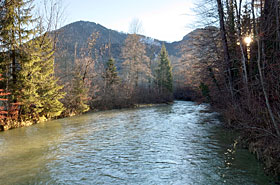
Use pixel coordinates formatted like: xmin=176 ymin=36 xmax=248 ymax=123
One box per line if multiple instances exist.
xmin=0 ymin=101 xmax=274 ymax=184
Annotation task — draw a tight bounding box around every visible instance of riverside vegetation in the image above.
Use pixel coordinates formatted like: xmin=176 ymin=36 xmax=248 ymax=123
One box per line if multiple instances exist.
xmin=189 ymin=0 xmax=280 ymax=180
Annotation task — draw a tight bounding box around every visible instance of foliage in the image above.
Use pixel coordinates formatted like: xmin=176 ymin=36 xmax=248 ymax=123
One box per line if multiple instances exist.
xmin=104 ymin=57 xmax=119 ymax=86
xmin=189 ymin=0 xmax=280 ymax=177
xmin=121 ymin=34 xmax=151 ymax=99
xmin=199 ymin=82 xmax=211 ymax=102
xmin=0 ymin=74 xmax=10 ymax=121
xmin=32 ymin=34 xmax=65 ymax=119
xmin=156 ymin=44 xmax=173 ymax=93
xmin=0 ymin=74 xmax=20 ymax=130
xmin=0 ymin=0 xmax=64 ymax=122
xmin=63 ymin=73 xmax=89 ymax=116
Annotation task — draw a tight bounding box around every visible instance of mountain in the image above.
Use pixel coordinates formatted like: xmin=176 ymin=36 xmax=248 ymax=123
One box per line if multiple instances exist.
xmin=54 ymin=21 xmax=126 ymax=70
xmin=53 ymin=20 xmax=218 ymax=75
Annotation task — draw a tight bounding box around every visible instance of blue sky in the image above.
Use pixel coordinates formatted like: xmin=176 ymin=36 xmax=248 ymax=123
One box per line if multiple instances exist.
xmin=37 ymin=0 xmax=197 ymax=42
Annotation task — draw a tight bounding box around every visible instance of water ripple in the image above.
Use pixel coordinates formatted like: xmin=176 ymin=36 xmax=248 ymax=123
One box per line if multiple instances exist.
xmin=0 ymin=101 xmax=274 ymax=185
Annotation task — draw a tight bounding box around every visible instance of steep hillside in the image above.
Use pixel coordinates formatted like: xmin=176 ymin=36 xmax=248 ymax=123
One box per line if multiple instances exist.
xmin=53 ymin=21 xmax=218 ymax=79
xmin=54 ymin=21 xmax=127 ymax=70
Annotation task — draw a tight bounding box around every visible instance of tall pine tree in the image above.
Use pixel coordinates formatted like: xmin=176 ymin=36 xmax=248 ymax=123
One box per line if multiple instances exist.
xmin=27 ymin=33 xmax=64 ymax=120
xmin=104 ymin=57 xmax=119 ymax=87
xmin=100 ymin=57 xmax=120 ymax=109
xmin=156 ymin=44 xmax=173 ymax=100
xmin=0 ymin=0 xmax=35 ymax=94
xmin=0 ymin=0 xmax=64 ymax=121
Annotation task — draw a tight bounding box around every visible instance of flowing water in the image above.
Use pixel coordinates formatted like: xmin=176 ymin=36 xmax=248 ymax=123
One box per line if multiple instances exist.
xmin=0 ymin=101 xmax=274 ymax=185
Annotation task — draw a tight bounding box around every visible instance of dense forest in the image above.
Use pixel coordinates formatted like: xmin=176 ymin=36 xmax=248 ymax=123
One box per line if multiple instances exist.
xmin=1 ymin=0 xmax=280 ymax=179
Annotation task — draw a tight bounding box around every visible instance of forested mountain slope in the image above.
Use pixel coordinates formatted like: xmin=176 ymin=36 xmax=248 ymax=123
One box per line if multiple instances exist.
xmin=53 ymin=21 xmax=218 ymax=76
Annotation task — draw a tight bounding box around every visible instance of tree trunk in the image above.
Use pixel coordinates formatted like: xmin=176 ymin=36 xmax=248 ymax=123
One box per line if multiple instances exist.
xmin=251 ymin=0 xmax=256 ymax=36
xmin=234 ymin=0 xmax=249 ymax=92
xmin=275 ymin=0 xmax=280 ymax=50
xmin=216 ymin=0 xmax=234 ymax=98
xmin=257 ymin=38 xmax=280 ymax=137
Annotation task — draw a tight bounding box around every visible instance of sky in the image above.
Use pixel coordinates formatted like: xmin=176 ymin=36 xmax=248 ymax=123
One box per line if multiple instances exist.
xmin=37 ymin=0 xmax=198 ymax=42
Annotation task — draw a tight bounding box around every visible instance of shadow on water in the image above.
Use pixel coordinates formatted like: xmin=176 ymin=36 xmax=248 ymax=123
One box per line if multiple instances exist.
xmin=0 ymin=101 xmax=275 ymax=185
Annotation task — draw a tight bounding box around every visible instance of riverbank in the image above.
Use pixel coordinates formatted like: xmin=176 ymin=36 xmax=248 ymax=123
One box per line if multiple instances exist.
xmin=177 ymin=94 xmax=280 ymax=182
xmin=241 ymin=133 xmax=280 ymax=179
xmin=0 ymin=102 xmax=173 ymax=132
xmin=216 ymin=108 xmax=280 ymax=182
xmin=0 ymin=117 xmax=48 ymax=131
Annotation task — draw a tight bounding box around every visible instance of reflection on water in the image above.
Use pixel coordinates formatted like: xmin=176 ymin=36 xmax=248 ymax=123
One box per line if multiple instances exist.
xmin=0 ymin=101 xmax=274 ymax=185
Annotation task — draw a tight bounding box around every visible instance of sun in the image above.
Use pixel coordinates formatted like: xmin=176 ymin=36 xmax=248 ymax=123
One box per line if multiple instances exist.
xmin=244 ymin=36 xmax=252 ymax=46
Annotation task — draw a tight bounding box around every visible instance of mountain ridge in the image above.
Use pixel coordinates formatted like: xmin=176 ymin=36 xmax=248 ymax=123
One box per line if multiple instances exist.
xmin=53 ymin=20 xmax=218 ymax=75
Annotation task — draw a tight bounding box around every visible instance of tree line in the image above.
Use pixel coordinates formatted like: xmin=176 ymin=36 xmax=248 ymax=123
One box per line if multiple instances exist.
xmin=60 ymin=32 xmax=174 ymax=116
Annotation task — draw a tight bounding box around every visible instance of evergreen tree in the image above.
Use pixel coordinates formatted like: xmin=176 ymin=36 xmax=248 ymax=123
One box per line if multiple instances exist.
xmin=64 ymin=73 xmax=89 ymax=116
xmin=0 ymin=0 xmax=35 ymax=94
xmin=17 ymin=47 xmax=42 ymax=120
xmin=30 ymin=34 xmax=65 ymax=119
xmin=100 ymin=57 xmax=120 ymax=109
xmin=15 ymin=34 xmax=65 ymax=121
xmin=0 ymin=0 xmax=36 ymax=118
xmin=156 ymin=44 xmax=173 ymax=95
xmin=0 ymin=1 xmax=65 ymax=121
xmin=104 ymin=57 xmax=119 ymax=87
